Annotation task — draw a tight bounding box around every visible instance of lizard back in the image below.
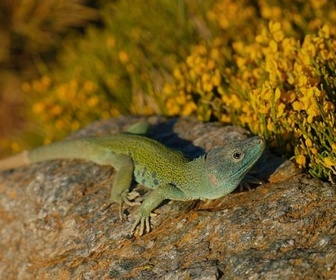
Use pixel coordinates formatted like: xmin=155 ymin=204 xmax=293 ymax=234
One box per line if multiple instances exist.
xmin=77 ymin=134 xmax=191 ymax=189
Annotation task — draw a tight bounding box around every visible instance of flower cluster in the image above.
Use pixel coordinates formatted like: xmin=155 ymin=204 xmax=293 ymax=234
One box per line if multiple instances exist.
xmin=22 ymin=75 xmax=121 ymax=144
xmin=164 ymin=42 xmax=223 ymax=120
xmin=165 ymin=20 xmax=335 ymax=180
xmin=233 ymin=23 xmax=336 ymax=179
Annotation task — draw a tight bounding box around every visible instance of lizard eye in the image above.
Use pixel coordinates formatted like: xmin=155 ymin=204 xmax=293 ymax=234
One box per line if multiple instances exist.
xmin=232 ymin=151 xmax=243 ymax=161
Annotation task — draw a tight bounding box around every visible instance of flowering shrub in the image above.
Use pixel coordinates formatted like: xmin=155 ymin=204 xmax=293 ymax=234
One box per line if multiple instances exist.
xmin=6 ymin=0 xmax=336 ymax=180
xmin=164 ymin=22 xmax=335 ymax=180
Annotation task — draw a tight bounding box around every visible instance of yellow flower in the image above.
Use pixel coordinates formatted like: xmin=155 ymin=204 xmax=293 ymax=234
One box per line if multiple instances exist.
xmin=306 ymin=105 xmax=320 ymax=123
xmin=106 ymin=37 xmax=115 ymax=48
xmin=269 ymin=40 xmax=278 ymax=52
xmin=182 ymin=102 xmax=197 ymax=116
xmin=210 ymin=48 xmax=220 ymax=60
xmin=276 ymin=102 xmax=286 ymax=118
xmin=267 ymin=119 xmax=275 ymax=132
xmin=255 ymin=28 xmax=268 ymax=44
xmin=259 ymin=104 xmax=270 ymax=115
xmin=189 ymin=69 xmax=196 ymax=81
xmin=186 ymin=83 xmax=192 ymax=93
xmin=83 ymin=81 xmax=96 ymax=92
xmin=320 ymin=49 xmax=330 ymax=61
xmin=163 ymin=84 xmax=173 ymax=95
xmin=331 ymin=144 xmax=336 ymax=152
xmin=220 ymin=115 xmax=231 ymax=123
xmin=282 ymin=38 xmax=297 ymax=56
xmin=269 ymin=21 xmax=284 ymax=42
xmin=203 ymin=83 xmax=213 ymax=93
xmin=119 ymin=51 xmax=129 ymax=63
xmin=305 ymin=138 xmax=313 ymax=147
xmin=323 ymin=101 xmax=335 ymax=112
xmin=296 ymin=155 xmax=306 ymax=167
xmin=292 ymin=101 xmax=304 ymax=112
xmin=87 ymin=96 xmax=99 ymax=107
xmin=207 ymin=59 xmax=216 ymax=70
xmin=311 ymin=148 xmax=318 ymax=155
xmin=197 ymin=45 xmax=207 ymax=56
xmin=173 ymin=68 xmax=182 ymax=80
xmin=201 ymin=73 xmax=210 ymax=84
xmin=298 ymin=76 xmax=308 ymax=87
xmin=231 ymin=94 xmax=242 ymax=110
xmin=319 ymin=25 xmax=330 ymax=39
xmin=212 ymin=70 xmax=221 ymax=86
xmin=32 ymin=103 xmax=46 ymax=114
xmin=236 ymin=57 xmax=246 ymax=68
xmin=274 ymin=87 xmax=281 ymax=101
xmin=273 ymin=30 xmax=284 ymax=43
xmin=51 ymin=105 xmax=62 ymax=116
xmin=176 ymin=94 xmax=186 ymax=105
xmin=323 ymin=157 xmax=335 ymax=168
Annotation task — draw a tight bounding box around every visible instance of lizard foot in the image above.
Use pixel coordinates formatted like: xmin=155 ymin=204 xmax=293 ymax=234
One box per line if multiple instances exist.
xmin=120 ymin=190 xmax=141 ymax=207
xmin=127 ymin=191 xmax=141 ymax=201
xmin=239 ymin=173 xmax=263 ymax=192
xmin=117 ymin=192 xmax=141 ymax=220
xmin=131 ymin=212 xmax=157 ymax=236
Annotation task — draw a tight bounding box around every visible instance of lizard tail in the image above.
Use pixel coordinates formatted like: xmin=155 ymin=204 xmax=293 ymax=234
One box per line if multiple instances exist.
xmin=0 ymin=139 xmax=90 ymax=171
xmin=0 ymin=151 xmax=30 ymax=170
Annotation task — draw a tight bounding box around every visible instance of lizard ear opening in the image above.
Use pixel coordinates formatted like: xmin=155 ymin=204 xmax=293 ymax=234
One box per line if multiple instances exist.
xmin=204 ymin=147 xmax=222 ymax=163
xmin=203 ymin=153 xmax=208 ymax=160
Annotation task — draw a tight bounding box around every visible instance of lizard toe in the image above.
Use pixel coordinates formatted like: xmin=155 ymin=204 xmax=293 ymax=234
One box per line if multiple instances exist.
xmin=127 ymin=191 xmax=141 ymax=200
xmin=121 ymin=191 xmax=141 ymax=207
xmin=131 ymin=214 xmax=151 ymax=236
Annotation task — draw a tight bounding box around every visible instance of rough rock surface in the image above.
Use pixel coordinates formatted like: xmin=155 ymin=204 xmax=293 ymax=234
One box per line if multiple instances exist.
xmin=0 ymin=116 xmax=335 ymax=279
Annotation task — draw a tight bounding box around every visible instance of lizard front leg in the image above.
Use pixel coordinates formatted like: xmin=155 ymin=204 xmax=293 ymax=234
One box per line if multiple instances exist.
xmin=132 ymin=184 xmax=188 ymax=236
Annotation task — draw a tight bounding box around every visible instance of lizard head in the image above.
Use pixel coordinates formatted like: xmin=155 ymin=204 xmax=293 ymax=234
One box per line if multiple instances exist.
xmin=203 ymin=136 xmax=265 ymax=199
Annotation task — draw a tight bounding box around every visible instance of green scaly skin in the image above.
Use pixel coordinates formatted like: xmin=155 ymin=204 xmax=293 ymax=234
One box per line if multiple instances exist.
xmin=0 ymin=125 xmax=265 ymax=236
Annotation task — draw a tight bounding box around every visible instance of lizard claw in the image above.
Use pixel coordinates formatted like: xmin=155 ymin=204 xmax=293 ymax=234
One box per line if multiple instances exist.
xmin=239 ymin=173 xmax=263 ymax=191
xmin=131 ymin=216 xmax=150 ymax=236
xmin=131 ymin=212 xmax=156 ymax=236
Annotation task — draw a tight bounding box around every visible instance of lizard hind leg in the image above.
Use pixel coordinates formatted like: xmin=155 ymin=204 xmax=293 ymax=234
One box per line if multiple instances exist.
xmin=106 ymin=154 xmax=140 ymax=219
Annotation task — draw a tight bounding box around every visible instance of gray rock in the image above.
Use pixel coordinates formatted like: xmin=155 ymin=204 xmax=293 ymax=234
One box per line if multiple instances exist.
xmin=0 ymin=116 xmax=335 ymax=279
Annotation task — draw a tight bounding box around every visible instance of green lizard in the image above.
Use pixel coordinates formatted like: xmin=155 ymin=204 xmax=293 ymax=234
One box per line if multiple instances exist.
xmin=0 ymin=123 xmax=265 ymax=236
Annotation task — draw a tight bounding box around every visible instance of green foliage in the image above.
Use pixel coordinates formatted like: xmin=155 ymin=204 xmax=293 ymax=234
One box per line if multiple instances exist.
xmin=0 ymin=0 xmax=98 ymax=73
